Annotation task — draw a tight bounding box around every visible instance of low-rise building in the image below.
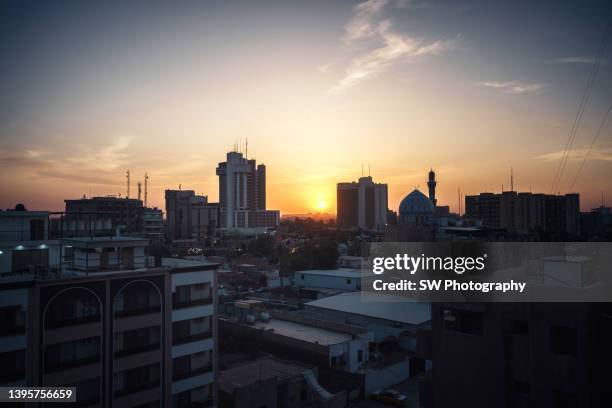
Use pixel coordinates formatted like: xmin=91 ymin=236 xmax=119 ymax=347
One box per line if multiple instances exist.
xmin=294 ymin=269 xmax=362 ymax=292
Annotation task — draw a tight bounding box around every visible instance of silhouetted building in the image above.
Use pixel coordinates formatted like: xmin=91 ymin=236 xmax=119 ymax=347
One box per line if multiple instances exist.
xmin=165 ymin=190 xmax=218 ymax=247
xmin=465 ymin=192 xmax=579 ymax=236
xmin=580 ymin=206 xmax=612 ymax=241
xmin=216 ymin=151 xmax=279 ymax=230
xmin=418 ymin=302 xmax=612 ymax=408
xmin=143 ymin=207 xmax=164 ymax=245
xmin=336 ymin=176 xmax=388 ymax=231
xmin=64 ymin=196 xmax=143 ymax=234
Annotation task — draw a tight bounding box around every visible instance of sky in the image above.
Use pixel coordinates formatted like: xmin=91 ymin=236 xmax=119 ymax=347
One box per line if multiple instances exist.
xmin=1 ymin=0 xmax=611 ymax=214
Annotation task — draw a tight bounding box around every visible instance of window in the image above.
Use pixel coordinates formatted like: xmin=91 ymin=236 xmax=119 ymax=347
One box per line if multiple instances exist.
xmin=300 ymin=389 xmax=307 ymax=401
xmin=511 ymin=320 xmax=529 ymax=336
xmin=513 ymin=380 xmax=531 ymax=394
xmin=443 ymin=309 xmax=484 ymax=336
xmin=301 ymin=274 xmax=305 ymax=280
xmin=550 ymin=326 xmax=577 ymax=356
xmin=330 ymin=356 xmax=337 ymax=368
xmin=346 ymin=279 xmax=352 ymax=284
xmin=30 ymin=219 xmax=45 ymax=240
xmin=357 ymin=350 xmax=364 ymax=363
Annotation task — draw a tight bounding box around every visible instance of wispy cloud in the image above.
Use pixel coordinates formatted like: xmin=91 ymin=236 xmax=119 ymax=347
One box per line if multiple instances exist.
xmin=330 ymin=0 xmax=459 ymax=93
xmin=533 ymin=143 xmax=612 ymax=162
xmin=548 ymin=57 xmax=597 ymax=64
xmin=478 ymin=80 xmax=545 ymax=95
xmin=66 ymin=136 xmax=132 ymax=172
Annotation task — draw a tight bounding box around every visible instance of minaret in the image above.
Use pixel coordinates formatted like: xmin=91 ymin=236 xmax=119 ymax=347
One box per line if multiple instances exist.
xmin=427 ymin=168 xmax=437 ymax=206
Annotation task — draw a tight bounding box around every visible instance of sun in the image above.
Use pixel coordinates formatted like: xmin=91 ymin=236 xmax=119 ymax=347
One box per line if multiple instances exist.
xmin=316 ymin=200 xmax=327 ymax=210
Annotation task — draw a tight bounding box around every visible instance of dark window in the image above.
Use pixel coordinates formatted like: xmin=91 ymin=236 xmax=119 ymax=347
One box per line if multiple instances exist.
xmin=30 ymin=219 xmax=45 ymax=240
xmin=346 ymin=279 xmax=352 ymax=284
xmin=0 ymin=350 xmax=25 ymax=382
xmin=552 ymin=390 xmax=578 ymax=408
xmin=358 ymin=350 xmax=364 ymax=362
xmin=330 ymin=356 xmax=337 ymax=368
xmin=0 ymin=306 xmax=25 ymax=335
xmin=443 ymin=309 xmax=484 ymax=336
xmin=511 ymin=320 xmax=529 ymax=336
xmin=513 ymin=380 xmax=531 ymax=394
xmin=300 ymin=389 xmax=307 ymax=401
xmin=550 ymin=326 xmax=577 ymax=356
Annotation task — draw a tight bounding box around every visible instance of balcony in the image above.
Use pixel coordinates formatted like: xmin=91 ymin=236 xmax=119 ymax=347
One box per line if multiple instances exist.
xmin=113 ymin=379 xmax=160 ymax=398
xmin=45 ymin=355 xmax=100 ymax=374
xmin=114 ymin=342 xmax=161 ymax=358
xmin=172 ymin=331 xmax=213 ymax=346
xmin=172 ymin=297 xmax=213 ymax=310
xmin=45 ymin=315 xmax=100 ymax=329
xmin=114 ymin=305 xmax=160 ymax=319
xmin=172 ymin=363 xmax=213 ymax=382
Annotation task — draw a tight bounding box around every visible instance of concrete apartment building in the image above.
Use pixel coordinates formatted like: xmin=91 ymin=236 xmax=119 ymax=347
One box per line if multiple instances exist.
xmin=165 ymin=190 xmax=218 ymax=247
xmin=418 ymin=302 xmax=612 ymax=408
xmin=143 ymin=207 xmax=164 ymax=245
xmin=0 ymin=213 xmax=218 ymax=408
xmin=465 ymin=191 xmax=580 ymax=236
xmin=216 ymin=151 xmax=280 ymax=230
xmin=336 ymin=176 xmax=388 ymax=231
xmin=65 ymin=196 xmax=144 ymax=234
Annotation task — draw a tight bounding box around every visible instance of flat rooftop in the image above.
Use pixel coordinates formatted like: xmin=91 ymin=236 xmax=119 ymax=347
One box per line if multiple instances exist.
xmin=61 ymin=236 xmax=149 ymax=247
xmin=296 ymin=268 xmax=362 ymax=279
xmin=305 ymin=292 xmax=431 ymax=325
xmin=160 ymin=257 xmax=219 ymax=269
xmin=219 ymin=357 xmax=310 ymax=393
xmin=252 ymin=318 xmax=353 ymax=346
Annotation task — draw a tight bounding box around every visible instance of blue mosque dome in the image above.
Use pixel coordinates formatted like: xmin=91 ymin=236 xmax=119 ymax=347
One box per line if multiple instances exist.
xmin=399 ymin=189 xmax=435 ymax=215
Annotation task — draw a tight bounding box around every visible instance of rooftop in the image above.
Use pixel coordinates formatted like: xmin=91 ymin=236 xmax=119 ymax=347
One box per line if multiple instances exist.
xmin=62 ymin=236 xmax=149 ymax=247
xmin=296 ymin=268 xmax=362 ymax=279
xmin=251 ymin=318 xmax=353 ymax=346
xmin=219 ymin=357 xmax=311 ymax=393
xmin=160 ymin=257 xmax=219 ymax=269
xmin=305 ymin=292 xmax=431 ymax=325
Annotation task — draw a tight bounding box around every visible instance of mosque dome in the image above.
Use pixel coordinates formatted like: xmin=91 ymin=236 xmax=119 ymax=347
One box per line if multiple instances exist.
xmin=399 ymin=189 xmax=435 ymax=216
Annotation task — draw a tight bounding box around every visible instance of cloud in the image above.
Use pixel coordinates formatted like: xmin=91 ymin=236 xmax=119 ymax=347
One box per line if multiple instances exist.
xmin=66 ymin=136 xmax=132 ymax=172
xmin=533 ymin=143 xmax=612 ymax=162
xmin=330 ymin=0 xmax=458 ymax=93
xmin=478 ymin=80 xmax=545 ymax=95
xmin=548 ymin=57 xmax=597 ymax=64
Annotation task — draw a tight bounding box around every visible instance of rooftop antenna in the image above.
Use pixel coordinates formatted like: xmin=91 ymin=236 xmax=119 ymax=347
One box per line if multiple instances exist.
xmin=510 ymin=167 xmax=514 ymax=192
xmin=179 ymin=183 xmax=181 ymax=190
xmin=246 ymin=138 xmax=248 ymax=158
xmin=458 ymin=187 xmax=461 ymax=215
xmin=126 ymin=170 xmax=130 ymax=198
xmin=137 ymin=182 xmax=142 ymax=201
xmin=144 ymin=172 xmax=149 ymax=207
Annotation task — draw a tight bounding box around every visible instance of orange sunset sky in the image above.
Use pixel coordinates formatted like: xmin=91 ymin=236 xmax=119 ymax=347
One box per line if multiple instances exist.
xmin=1 ymin=1 xmax=611 ymax=214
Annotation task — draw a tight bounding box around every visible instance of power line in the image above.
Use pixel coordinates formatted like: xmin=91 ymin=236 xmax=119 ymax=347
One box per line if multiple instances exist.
xmin=550 ymin=15 xmax=612 ymax=194
xmin=567 ymin=98 xmax=612 ymax=192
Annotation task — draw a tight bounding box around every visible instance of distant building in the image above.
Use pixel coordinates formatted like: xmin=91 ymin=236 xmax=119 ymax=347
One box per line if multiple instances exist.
xmin=143 ymin=206 xmax=164 ymax=245
xmin=219 ymin=356 xmax=344 ymax=408
xmin=336 ymin=176 xmax=388 ymax=231
xmin=0 ymin=236 xmax=218 ymax=407
xmin=165 ymin=190 xmax=218 ymax=247
xmin=216 ymin=151 xmax=280 ymax=230
xmin=64 ymin=196 xmax=143 ymax=234
xmin=465 ymin=191 xmax=579 ymax=236
xmin=294 ymin=269 xmax=362 ymax=292
xmin=580 ymin=206 xmax=612 ymax=240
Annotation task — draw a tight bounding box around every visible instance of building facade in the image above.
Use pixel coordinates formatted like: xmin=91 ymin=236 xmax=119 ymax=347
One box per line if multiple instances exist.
xmin=465 ymin=192 xmax=579 ymax=236
xmin=165 ymin=190 xmax=218 ymax=247
xmin=216 ymin=151 xmax=279 ymax=230
xmin=64 ymin=197 xmax=144 ymax=234
xmin=0 ymin=235 xmax=218 ymax=408
xmin=336 ymin=176 xmax=388 ymax=231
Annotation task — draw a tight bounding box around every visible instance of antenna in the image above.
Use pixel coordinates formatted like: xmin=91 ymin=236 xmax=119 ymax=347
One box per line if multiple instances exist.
xmin=246 ymin=138 xmax=248 ymax=158
xmin=144 ymin=172 xmax=149 ymax=207
xmin=126 ymin=171 xmax=130 ymax=198
xmin=137 ymin=182 xmax=142 ymax=201
xmin=458 ymin=187 xmax=461 ymax=215
xmin=368 ymin=164 xmax=371 ymax=177
xmin=510 ymin=167 xmax=514 ymax=192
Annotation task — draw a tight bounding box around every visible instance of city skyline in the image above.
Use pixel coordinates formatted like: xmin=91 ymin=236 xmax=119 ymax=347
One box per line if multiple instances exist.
xmin=1 ymin=0 xmax=612 ymax=213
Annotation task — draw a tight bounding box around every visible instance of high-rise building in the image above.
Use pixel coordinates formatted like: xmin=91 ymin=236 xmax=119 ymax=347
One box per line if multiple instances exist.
xmin=165 ymin=190 xmax=218 ymax=246
xmin=215 ymin=151 xmax=279 ymax=230
xmin=337 ymin=176 xmax=388 ymax=231
xmin=143 ymin=207 xmax=164 ymax=245
xmin=64 ymin=196 xmax=144 ymax=234
xmin=0 ymin=234 xmax=218 ymax=407
xmin=465 ymin=191 xmax=579 ymax=236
